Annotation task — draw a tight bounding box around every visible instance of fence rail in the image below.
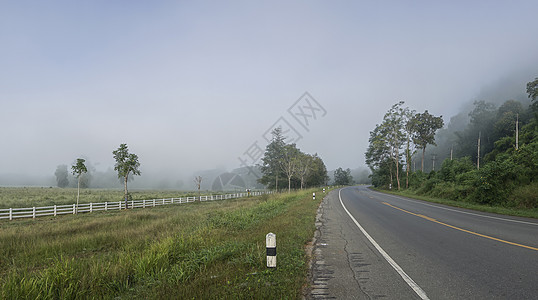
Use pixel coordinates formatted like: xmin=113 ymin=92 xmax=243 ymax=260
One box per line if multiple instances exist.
xmin=0 ymin=191 xmax=269 ymax=221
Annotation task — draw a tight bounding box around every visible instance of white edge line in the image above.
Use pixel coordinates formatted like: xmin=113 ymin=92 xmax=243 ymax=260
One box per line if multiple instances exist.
xmin=373 ymin=190 xmax=538 ymax=226
xmin=339 ymin=188 xmax=430 ymax=300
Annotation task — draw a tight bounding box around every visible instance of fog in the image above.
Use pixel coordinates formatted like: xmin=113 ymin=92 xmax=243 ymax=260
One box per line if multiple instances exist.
xmin=1 ymin=1 xmax=537 ymax=189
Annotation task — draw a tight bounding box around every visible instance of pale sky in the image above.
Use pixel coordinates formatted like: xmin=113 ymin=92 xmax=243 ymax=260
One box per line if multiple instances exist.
xmin=1 ymin=1 xmax=537 ymax=184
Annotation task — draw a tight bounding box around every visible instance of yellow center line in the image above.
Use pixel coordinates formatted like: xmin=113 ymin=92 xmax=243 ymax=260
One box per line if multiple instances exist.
xmin=382 ymin=202 xmax=538 ymax=252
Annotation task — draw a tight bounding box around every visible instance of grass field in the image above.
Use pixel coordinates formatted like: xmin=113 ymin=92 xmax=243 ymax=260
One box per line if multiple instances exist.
xmin=0 ymin=187 xmax=218 ymax=209
xmin=0 ymin=188 xmax=324 ymax=299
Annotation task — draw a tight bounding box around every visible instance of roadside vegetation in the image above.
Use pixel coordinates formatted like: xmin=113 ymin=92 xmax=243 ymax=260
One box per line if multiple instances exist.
xmin=366 ymin=77 xmax=538 ymax=212
xmin=0 ymin=189 xmax=325 ymax=299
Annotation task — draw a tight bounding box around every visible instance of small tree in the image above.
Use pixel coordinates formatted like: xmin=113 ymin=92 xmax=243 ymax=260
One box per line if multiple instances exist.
xmin=194 ymin=176 xmax=202 ymax=200
xmin=71 ymin=158 xmax=87 ymax=214
xmin=113 ymin=144 xmax=141 ymax=209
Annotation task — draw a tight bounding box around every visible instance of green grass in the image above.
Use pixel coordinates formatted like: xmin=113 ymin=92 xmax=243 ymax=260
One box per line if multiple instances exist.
xmin=0 ymin=188 xmax=327 ymax=299
xmin=376 ymin=188 xmax=538 ymax=219
xmin=0 ymin=187 xmax=235 ymax=209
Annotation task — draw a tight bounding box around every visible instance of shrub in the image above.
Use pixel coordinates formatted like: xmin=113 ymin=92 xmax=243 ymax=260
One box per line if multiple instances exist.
xmin=507 ymin=183 xmax=538 ymax=209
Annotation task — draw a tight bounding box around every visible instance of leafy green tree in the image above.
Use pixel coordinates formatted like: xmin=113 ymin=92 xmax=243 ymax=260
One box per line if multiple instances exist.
xmin=409 ymin=110 xmax=444 ymax=172
xmin=54 ymin=165 xmax=69 ymax=188
xmin=71 ymin=158 xmax=87 ymax=213
xmin=280 ymin=143 xmax=300 ymax=193
xmin=112 ymin=144 xmax=141 ymax=209
xmin=334 ymin=167 xmax=353 ymax=186
xmin=365 ymin=123 xmax=392 ymax=187
xmin=527 ymin=77 xmax=538 ymax=121
xmin=306 ymin=154 xmax=329 ymax=187
xmin=383 ymin=102 xmax=407 ymax=190
xmin=527 ymin=77 xmax=538 ymax=102
xmin=258 ymin=127 xmax=286 ymax=190
xmin=296 ymin=152 xmax=313 ymax=190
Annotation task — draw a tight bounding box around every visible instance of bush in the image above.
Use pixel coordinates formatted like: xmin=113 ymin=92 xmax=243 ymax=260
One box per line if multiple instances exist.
xmin=507 ymin=183 xmax=538 ymax=209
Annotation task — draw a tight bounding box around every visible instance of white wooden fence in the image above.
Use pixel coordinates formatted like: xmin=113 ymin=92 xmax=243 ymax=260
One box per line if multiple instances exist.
xmin=0 ymin=191 xmax=270 ymax=221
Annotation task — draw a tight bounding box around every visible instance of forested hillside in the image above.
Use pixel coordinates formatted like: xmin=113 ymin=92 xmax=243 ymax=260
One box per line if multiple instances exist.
xmin=366 ymin=77 xmax=538 ymax=209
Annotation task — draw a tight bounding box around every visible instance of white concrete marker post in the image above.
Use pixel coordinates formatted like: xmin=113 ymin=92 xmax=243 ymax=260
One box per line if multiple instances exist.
xmin=266 ymin=233 xmax=276 ymax=268
xmin=313 ymin=192 xmax=316 ymax=200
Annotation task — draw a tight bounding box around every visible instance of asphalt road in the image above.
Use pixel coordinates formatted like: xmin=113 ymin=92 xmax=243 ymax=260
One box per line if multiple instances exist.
xmin=307 ymin=186 xmax=538 ymax=299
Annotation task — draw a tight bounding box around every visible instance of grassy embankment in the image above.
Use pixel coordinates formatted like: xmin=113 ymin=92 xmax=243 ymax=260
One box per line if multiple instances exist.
xmin=0 ymin=188 xmax=325 ymax=299
xmin=377 ymin=188 xmax=538 ymax=219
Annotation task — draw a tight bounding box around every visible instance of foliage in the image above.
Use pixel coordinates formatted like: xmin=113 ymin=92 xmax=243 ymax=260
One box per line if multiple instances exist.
xmin=333 ymin=167 xmax=353 ymax=186
xmin=113 ymin=144 xmax=141 ymax=209
xmin=258 ymin=127 xmax=328 ymax=191
xmin=366 ymin=78 xmax=538 ymax=209
xmin=258 ymin=127 xmax=286 ymax=190
xmin=71 ymin=158 xmax=88 ymax=213
xmin=409 ymin=110 xmax=444 ymax=172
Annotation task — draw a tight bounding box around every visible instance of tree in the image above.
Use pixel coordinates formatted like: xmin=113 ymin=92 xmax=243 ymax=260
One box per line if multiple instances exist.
xmin=383 ymin=102 xmax=407 ymax=190
xmin=112 ymin=144 xmax=141 ymax=209
xmin=334 ymin=167 xmax=353 ymax=186
xmin=409 ymin=110 xmax=444 ymax=172
xmin=366 ymin=123 xmax=391 ymax=187
xmin=296 ymin=152 xmax=312 ymax=190
xmin=258 ymin=127 xmax=286 ymax=190
xmin=527 ymin=77 xmax=538 ymax=121
xmin=71 ymin=158 xmax=87 ymax=214
xmin=279 ymin=144 xmax=300 ymax=193
xmin=194 ymin=176 xmax=202 ymax=199
xmin=306 ymin=154 xmax=329 ymax=187
xmin=527 ymin=77 xmax=538 ymax=102
xmin=54 ymin=165 xmax=69 ymax=188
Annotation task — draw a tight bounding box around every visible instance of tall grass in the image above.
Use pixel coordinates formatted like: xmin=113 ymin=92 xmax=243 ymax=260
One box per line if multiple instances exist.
xmin=0 ymin=189 xmax=324 ymax=299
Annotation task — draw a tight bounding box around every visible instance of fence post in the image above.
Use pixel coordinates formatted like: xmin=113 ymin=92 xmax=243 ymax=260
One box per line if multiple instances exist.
xmin=143 ymin=199 xmax=146 ymax=208
xmin=33 ymin=207 xmax=36 ymax=219
xmin=153 ymin=199 xmax=156 ymax=207
xmin=105 ymin=202 xmax=108 ymax=211
xmin=73 ymin=203 xmax=76 ymax=214
xmin=119 ymin=201 xmax=122 ymax=210
xmin=90 ymin=203 xmax=93 ymax=213
xmin=266 ymin=233 xmax=276 ymax=268
xmin=131 ymin=200 xmax=134 ymax=209
xmin=9 ymin=208 xmax=12 ymax=221
xmin=54 ymin=205 xmax=57 ymax=216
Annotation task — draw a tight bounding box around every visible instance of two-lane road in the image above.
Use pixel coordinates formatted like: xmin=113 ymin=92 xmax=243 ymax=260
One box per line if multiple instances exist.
xmin=309 ymin=186 xmax=538 ymax=299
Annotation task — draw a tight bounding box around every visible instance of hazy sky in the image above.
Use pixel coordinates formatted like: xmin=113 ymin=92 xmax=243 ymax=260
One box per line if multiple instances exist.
xmin=1 ymin=1 xmax=537 ymax=182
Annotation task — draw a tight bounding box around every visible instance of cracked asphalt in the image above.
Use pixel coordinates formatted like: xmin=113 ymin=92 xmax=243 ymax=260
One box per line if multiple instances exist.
xmin=305 ymin=188 xmax=420 ymax=299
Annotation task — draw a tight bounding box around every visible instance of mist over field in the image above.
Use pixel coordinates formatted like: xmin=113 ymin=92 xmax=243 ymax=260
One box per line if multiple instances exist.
xmin=1 ymin=1 xmax=537 ymax=189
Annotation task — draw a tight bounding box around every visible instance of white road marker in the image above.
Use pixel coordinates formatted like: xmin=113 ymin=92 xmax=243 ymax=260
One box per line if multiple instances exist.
xmin=339 ymin=188 xmax=430 ymax=300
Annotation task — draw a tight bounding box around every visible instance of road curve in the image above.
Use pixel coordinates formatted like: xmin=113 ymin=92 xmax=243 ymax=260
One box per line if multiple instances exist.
xmin=307 ymin=186 xmax=538 ymax=299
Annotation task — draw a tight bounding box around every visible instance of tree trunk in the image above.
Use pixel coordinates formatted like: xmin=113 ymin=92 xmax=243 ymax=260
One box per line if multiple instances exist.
xmin=395 ymin=151 xmax=401 ymax=191
xmin=288 ymin=175 xmax=291 ymax=193
xmin=421 ymin=147 xmax=425 ymax=172
xmin=275 ymin=174 xmax=278 ymax=191
xmin=406 ymin=134 xmax=410 ymax=189
xmin=124 ymin=175 xmax=129 ymax=209
xmin=76 ymin=176 xmax=80 ymax=214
